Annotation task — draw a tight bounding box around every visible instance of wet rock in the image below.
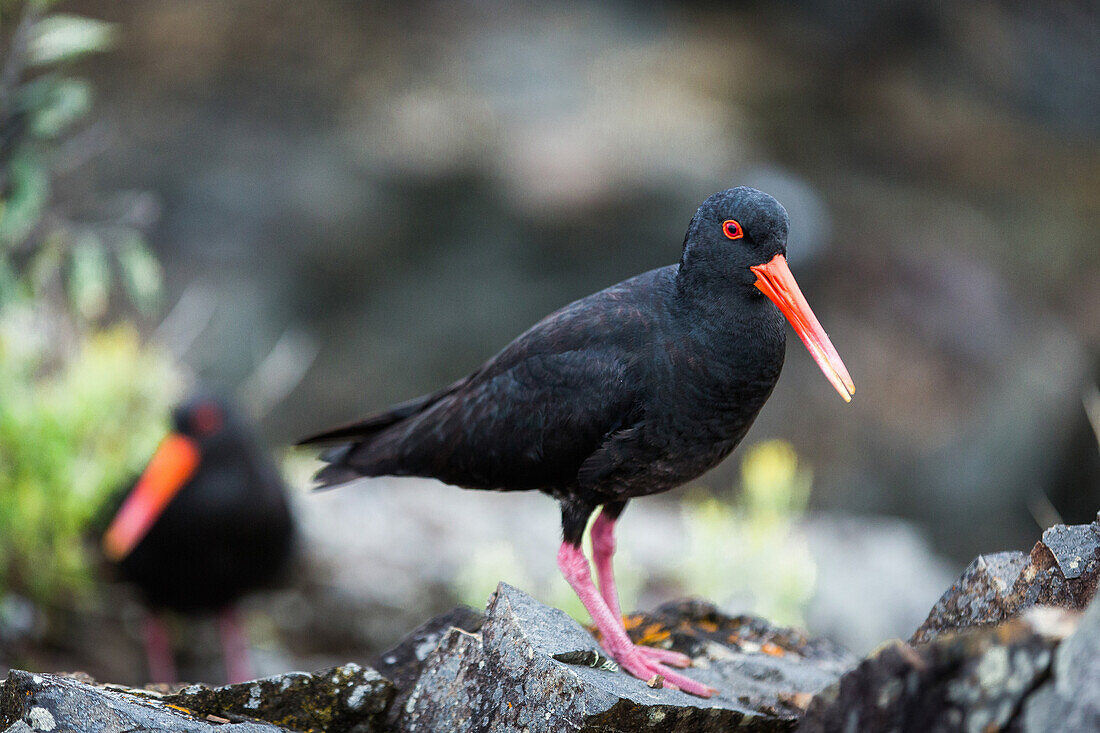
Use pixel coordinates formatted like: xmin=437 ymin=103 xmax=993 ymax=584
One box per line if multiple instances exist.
xmin=799 ymin=607 xmax=1076 ymax=732
xmin=913 ymin=521 xmax=1100 ymax=643
xmin=161 ymin=663 xmax=393 ymax=732
xmin=372 ymin=605 xmax=483 ymax=727
xmin=0 ymin=670 xmax=286 ymax=732
xmin=396 ymin=583 xmax=855 ymax=732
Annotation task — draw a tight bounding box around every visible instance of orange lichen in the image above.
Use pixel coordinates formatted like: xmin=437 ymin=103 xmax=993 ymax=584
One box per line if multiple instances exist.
xmin=637 ymin=630 xmax=671 ymax=646
xmin=760 ymin=642 xmax=785 ymax=657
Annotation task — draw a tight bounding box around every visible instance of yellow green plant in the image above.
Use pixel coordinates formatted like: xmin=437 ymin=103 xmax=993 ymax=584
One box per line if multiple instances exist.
xmin=0 ymin=308 xmax=181 ymax=606
xmin=680 ymin=440 xmax=815 ymax=626
xmin=0 ymin=2 xmax=177 ymax=610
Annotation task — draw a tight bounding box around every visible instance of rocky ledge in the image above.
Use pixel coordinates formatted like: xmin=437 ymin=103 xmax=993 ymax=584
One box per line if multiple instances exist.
xmin=0 ymin=583 xmax=854 ymax=733
xmin=5 ymin=517 xmax=1100 ymax=732
xmin=801 ymin=517 xmax=1100 ymax=732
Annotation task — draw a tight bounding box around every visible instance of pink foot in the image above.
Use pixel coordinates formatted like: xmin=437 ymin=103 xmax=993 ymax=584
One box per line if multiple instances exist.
xmin=142 ymin=614 xmax=178 ymax=684
xmin=217 ymin=607 xmax=254 ymax=684
xmin=558 ymin=541 xmax=715 ymax=698
xmin=590 ymin=508 xmax=693 ymax=672
xmin=635 ymin=645 xmax=692 ymax=668
xmin=610 ymin=645 xmax=714 ymax=695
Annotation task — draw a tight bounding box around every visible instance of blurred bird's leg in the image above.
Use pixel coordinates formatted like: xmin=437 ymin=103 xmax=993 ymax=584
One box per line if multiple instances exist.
xmin=589 ymin=502 xmax=691 ymax=670
xmin=142 ymin=614 xmax=177 ymax=684
xmin=559 ymin=501 xmax=713 ymax=697
xmin=217 ymin=607 xmax=254 ymax=684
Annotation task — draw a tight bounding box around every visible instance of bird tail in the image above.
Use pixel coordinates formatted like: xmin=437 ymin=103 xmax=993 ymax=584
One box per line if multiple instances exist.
xmin=296 ymin=386 xmax=459 ymax=489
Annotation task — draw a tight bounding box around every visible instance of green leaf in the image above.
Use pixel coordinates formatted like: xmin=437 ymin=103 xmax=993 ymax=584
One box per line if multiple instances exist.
xmin=26 ymin=14 xmax=117 ymax=67
xmin=26 ymin=229 xmax=64 ymax=296
xmin=67 ymin=231 xmax=110 ymax=321
xmin=115 ymin=231 xmax=162 ymax=315
xmin=0 ymin=153 xmax=50 ymax=249
xmin=0 ymin=254 xmax=21 ymax=307
xmin=28 ymin=78 xmax=92 ymax=139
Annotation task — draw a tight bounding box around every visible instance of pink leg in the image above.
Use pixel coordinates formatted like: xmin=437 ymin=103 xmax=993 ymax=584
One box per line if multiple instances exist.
xmin=557 ymin=541 xmax=714 ymax=697
xmin=217 ymin=607 xmax=254 ymax=684
xmin=590 ymin=508 xmax=691 ymax=669
xmin=142 ymin=614 xmax=178 ymax=684
xmin=590 ymin=508 xmax=624 ymax=621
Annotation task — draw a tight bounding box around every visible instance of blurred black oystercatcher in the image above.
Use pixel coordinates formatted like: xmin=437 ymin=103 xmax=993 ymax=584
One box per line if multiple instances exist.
xmin=298 ymin=187 xmax=853 ymax=696
xmin=103 ymin=396 xmax=294 ymax=684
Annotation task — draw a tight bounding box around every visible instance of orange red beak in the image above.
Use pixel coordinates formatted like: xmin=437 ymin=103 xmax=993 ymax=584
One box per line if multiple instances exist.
xmin=102 ymin=433 xmax=201 ymax=561
xmin=750 ymin=253 xmax=855 ymax=402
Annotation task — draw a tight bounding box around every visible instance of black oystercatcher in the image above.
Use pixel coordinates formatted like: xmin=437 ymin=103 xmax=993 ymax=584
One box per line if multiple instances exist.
xmin=102 ymin=396 xmax=294 ymax=684
xmin=298 ymin=187 xmax=853 ymax=696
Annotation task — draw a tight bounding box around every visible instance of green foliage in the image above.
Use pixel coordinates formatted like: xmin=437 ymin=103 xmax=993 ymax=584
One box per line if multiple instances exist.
xmin=25 ymin=14 xmax=116 ymax=68
xmin=0 ymin=309 xmax=181 ymax=606
xmin=0 ymin=3 xmax=159 ymax=323
xmin=0 ymin=150 xmax=50 ymax=249
xmin=0 ymin=3 xmax=176 ymax=610
xmin=25 ymin=77 xmax=92 ymax=138
xmin=115 ymin=232 xmax=162 ymax=315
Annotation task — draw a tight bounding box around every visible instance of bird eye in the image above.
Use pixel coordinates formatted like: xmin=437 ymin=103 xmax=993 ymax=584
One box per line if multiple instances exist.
xmin=191 ymin=403 xmax=224 ymax=436
xmin=722 ymin=219 xmax=744 ymax=240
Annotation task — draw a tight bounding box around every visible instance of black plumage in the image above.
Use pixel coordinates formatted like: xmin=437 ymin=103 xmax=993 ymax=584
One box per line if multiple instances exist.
xmin=302 ymin=187 xmax=793 ymax=541
xmin=111 ymin=396 xmax=294 ymax=613
xmin=299 ymin=187 xmax=853 ymax=695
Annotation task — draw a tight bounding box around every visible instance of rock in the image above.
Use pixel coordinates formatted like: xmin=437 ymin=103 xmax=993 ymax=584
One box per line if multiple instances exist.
xmin=913 ymin=521 xmax=1100 ymax=643
xmin=396 ymin=583 xmax=855 ymax=732
xmin=0 ymin=670 xmax=287 ymax=732
xmin=798 ymin=606 xmax=1076 ymax=732
xmin=911 ymin=551 xmax=1029 ymax=643
xmin=1011 ymin=523 xmax=1100 ymax=610
xmin=1018 ymin=587 xmax=1100 ymax=730
xmin=372 ymin=605 xmax=483 ymax=728
xmin=161 ymin=663 xmax=393 ymax=732
xmin=616 ymin=598 xmax=857 ymax=671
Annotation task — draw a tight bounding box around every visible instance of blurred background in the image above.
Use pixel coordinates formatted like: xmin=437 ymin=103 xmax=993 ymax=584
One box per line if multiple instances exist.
xmin=1 ymin=0 xmax=1098 ymax=686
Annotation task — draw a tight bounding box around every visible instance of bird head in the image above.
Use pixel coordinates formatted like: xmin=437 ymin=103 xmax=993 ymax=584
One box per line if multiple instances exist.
xmin=680 ymin=187 xmax=855 ymax=402
xmin=102 ymin=396 xmax=232 ymax=561
xmin=172 ymin=395 xmax=235 ymax=450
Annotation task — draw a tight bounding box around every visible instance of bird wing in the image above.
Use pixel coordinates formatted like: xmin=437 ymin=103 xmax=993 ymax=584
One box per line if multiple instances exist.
xmin=304 ymin=269 xmax=672 ymax=492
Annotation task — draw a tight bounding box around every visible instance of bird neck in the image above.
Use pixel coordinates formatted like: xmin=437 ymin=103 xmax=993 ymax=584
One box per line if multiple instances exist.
xmin=669 ymin=266 xmax=787 ymax=397
xmin=671 ymin=266 xmax=778 ymax=334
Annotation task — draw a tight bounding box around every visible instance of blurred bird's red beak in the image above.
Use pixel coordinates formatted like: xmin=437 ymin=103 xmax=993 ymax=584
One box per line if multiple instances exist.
xmin=750 ymin=254 xmax=855 ymax=402
xmin=102 ymin=433 xmax=201 ymax=560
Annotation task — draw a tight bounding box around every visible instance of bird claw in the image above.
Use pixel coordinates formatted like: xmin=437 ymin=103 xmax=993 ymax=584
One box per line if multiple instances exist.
xmin=634 ymin=645 xmax=692 ymax=669
xmin=616 ymin=649 xmax=715 ymax=698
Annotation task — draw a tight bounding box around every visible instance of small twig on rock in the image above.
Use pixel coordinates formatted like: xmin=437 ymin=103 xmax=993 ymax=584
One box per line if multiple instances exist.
xmin=552 ymin=649 xmax=620 ymax=673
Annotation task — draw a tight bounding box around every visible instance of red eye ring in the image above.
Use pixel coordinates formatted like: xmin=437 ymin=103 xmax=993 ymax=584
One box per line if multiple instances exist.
xmin=722 ymin=219 xmax=744 ymax=240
